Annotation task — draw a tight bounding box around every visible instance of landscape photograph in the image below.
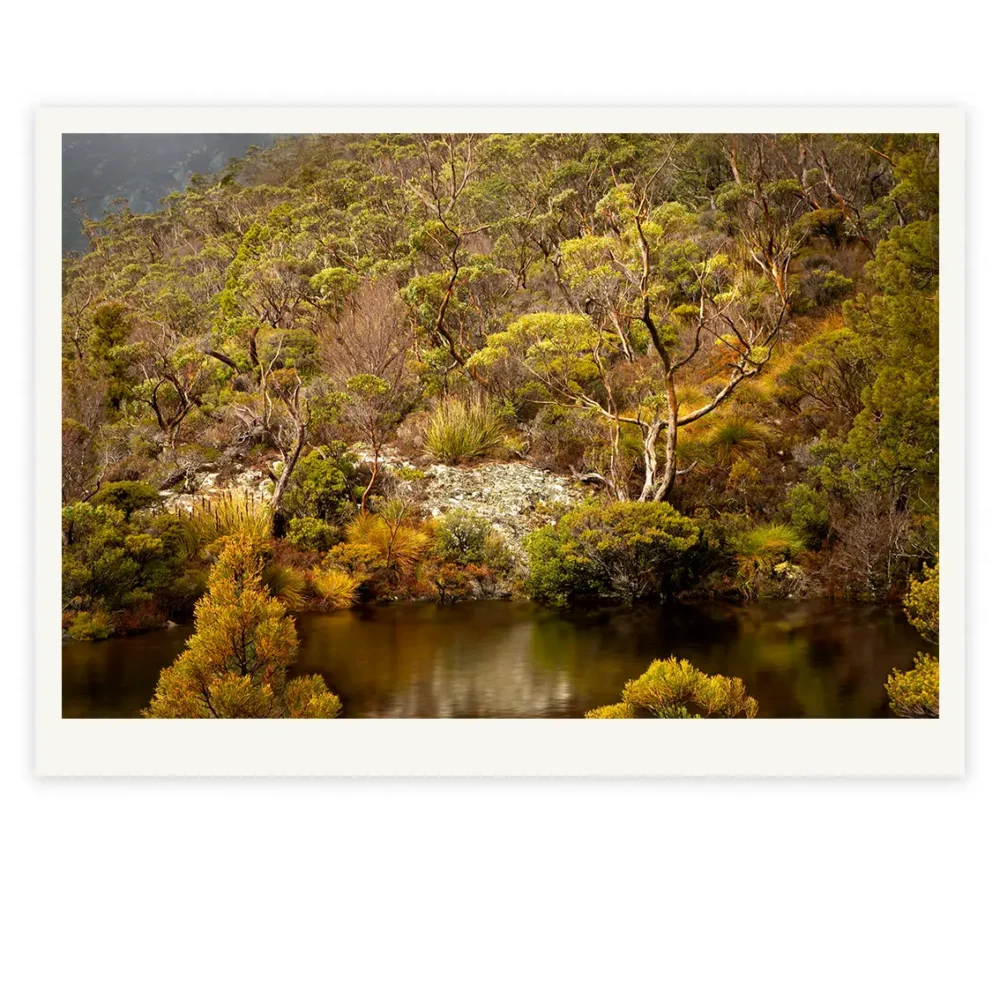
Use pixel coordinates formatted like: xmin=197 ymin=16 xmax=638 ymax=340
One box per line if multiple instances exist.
xmin=59 ymin=130 xmax=941 ymax=721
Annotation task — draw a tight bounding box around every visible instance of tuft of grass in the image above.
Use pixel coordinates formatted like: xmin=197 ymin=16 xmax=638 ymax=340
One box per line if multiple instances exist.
xmin=711 ymin=416 xmax=768 ymax=462
xmin=424 ymin=397 xmax=505 ymax=464
xmin=731 ymin=523 xmax=804 ymax=598
xmin=188 ymin=491 xmax=272 ymax=546
xmin=346 ymin=509 xmax=429 ymax=577
xmin=312 ymin=567 xmax=360 ymax=609
xmin=262 ymin=562 xmax=308 ymax=611
xmin=733 ymin=523 xmax=805 ymax=559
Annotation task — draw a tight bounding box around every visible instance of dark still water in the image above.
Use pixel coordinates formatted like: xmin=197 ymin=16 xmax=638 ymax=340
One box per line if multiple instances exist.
xmin=62 ymin=600 xmax=932 ymax=719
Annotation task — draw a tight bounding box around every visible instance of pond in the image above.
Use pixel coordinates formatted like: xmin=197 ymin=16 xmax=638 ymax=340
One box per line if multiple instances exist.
xmin=62 ymin=599 xmax=932 ymax=719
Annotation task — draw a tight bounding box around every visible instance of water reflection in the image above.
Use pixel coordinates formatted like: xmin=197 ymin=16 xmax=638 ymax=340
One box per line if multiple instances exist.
xmin=62 ymin=600 xmax=933 ymax=719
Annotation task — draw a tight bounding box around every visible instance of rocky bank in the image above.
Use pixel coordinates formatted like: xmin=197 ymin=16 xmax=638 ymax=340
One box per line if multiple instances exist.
xmin=159 ymin=447 xmax=593 ymax=554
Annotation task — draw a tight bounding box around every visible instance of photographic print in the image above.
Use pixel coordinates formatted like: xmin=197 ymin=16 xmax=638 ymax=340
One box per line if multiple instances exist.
xmin=35 ymin=108 xmax=964 ymax=775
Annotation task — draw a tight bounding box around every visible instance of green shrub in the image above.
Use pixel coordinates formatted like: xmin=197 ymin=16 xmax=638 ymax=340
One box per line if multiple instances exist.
xmin=286 ymin=516 xmax=336 ymax=552
xmin=392 ymin=465 xmax=425 ymax=482
xmin=587 ymin=657 xmax=759 ymax=719
xmin=262 ymin=562 xmax=308 ymax=610
xmin=795 ymin=207 xmax=846 ymax=246
xmin=483 ymin=532 xmax=517 ymax=577
xmin=709 ymin=416 xmax=769 ymax=466
xmin=525 ymin=501 xmax=703 ymax=606
xmin=62 ymin=503 xmax=180 ymax=614
xmin=783 ymin=483 xmax=830 ymax=550
xmin=424 ymin=397 xmax=505 ymax=463
xmin=524 ymin=524 xmax=599 ymax=605
xmin=282 ymin=448 xmax=357 ymax=522
xmin=432 ymin=509 xmax=493 ymax=564
xmin=150 ymin=512 xmax=203 ymax=560
xmin=90 ymin=481 xmax=162 ymax=520
xmin=66 ymin=609 xmax=115 ymax=642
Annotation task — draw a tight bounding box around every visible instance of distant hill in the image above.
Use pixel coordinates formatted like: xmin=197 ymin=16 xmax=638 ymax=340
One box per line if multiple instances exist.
xmin=61 ymin=133 xmax=277 ymax=254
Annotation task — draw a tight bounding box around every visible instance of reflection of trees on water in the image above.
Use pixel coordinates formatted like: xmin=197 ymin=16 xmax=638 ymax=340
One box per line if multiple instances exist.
xmin=62 ymin=627 xmax=192 ymax=718
xmin=685 ymin=602 xmax=934 ymax=718
xmin=64 ymin=601 xmax=933 ymax=719
xmin=301 ymin=607 xmax=578 ymax=718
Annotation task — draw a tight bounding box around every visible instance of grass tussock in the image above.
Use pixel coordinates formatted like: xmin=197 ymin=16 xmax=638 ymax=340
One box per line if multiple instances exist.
xmin=424 ymin=397 xmax=505 ymax=464
xmin=188 ymin=491 xmax=272 ymax=546
xmin=312 ymin=567 xmax=361 ymax=609
xmin=345 ymin=508 xmax=430 ymax=576
xmin=262 ymin=562 xmax=308 ymax=611
xmin=711 ymin=416 xmax=769 ymax=460
xmin=732 ymin=523 xmax=805 ymax=598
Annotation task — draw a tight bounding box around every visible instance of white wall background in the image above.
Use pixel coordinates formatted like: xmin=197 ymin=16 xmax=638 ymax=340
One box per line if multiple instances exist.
xmin=2 ymin=4 xmax=996 ymax=996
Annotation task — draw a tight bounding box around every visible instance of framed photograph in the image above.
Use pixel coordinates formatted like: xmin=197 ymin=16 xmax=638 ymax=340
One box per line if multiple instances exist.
xmin=36 ymin=107 xmax=963 ymax=775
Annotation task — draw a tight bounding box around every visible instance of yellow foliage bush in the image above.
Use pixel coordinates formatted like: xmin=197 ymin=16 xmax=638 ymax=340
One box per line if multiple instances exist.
xmin=284 ymin=675 xmax=343 ymax=718
xmin=903 ymin=561 xmax=939 ymax=642
xmin=345 ymin=506 xmax=429 ymax=580
xmin=886 ymin=653 xmax=939 ymax=719
xmin=144 ymin=532 xmax=341 ymax=719
xmin=312 ymin=567 xmax=361 ymax=609
xmin=586 ymin=657 xmax=759 ymax=719
xmin=886 ymin=559 xmax=939 ymax=718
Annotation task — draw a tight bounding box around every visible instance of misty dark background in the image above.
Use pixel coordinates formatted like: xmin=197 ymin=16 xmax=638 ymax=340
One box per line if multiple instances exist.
xmin=61 ymin=133 xmax=277 ymax=254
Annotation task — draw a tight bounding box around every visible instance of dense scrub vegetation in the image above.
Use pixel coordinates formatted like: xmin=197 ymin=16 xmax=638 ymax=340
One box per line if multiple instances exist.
xmin=61 ymin=132 xmax=940 ymax=717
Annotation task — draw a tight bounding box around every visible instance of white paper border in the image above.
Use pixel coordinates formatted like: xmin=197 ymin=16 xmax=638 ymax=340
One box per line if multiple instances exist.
xmin=35 ymin=107 xmax=964 ymax=776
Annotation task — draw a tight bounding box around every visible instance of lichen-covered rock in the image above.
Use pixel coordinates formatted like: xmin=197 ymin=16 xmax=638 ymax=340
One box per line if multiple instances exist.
xmin=156 ymin=437 xmax=590 ymax=555
xmin=401 ymin=461 xmax=590 ymax=553
xmin=159 ymin=464 xmax=273 ymax=512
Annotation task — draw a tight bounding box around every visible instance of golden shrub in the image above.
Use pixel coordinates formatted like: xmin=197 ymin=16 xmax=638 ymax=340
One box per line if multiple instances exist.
xmin=312 ymin=567 xmax=361 ymax=609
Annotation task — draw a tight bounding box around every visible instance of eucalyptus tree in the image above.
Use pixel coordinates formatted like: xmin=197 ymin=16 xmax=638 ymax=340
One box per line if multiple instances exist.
xmin=470 ymin=179 xmax=797 ymax=501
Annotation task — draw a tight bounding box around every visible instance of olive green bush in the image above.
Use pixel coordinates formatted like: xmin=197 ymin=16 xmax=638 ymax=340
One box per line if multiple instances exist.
xmin=783 ymin=483 xmax=830 ymax=550
xmin=281 ymin=448 xmax=358 ymax=523
xmin=525 ymin=501 xmax=703 ymax=606
xmin=432 ymin=509 xmax=494 ymax=564
xmin=65 ymin=609 xmax=115 ymax=642
xmin=286 ymin=516 xmax=336 ymax=552
xmin=262 ymin=562 xmax=309 ymax=610
xmin=731 ymin=523 xmax=806 ymax=599
xmin=90 ymin=481 xmax=162 ymax=520
xmin=62 ymin=502 xmax=181 ymax=619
